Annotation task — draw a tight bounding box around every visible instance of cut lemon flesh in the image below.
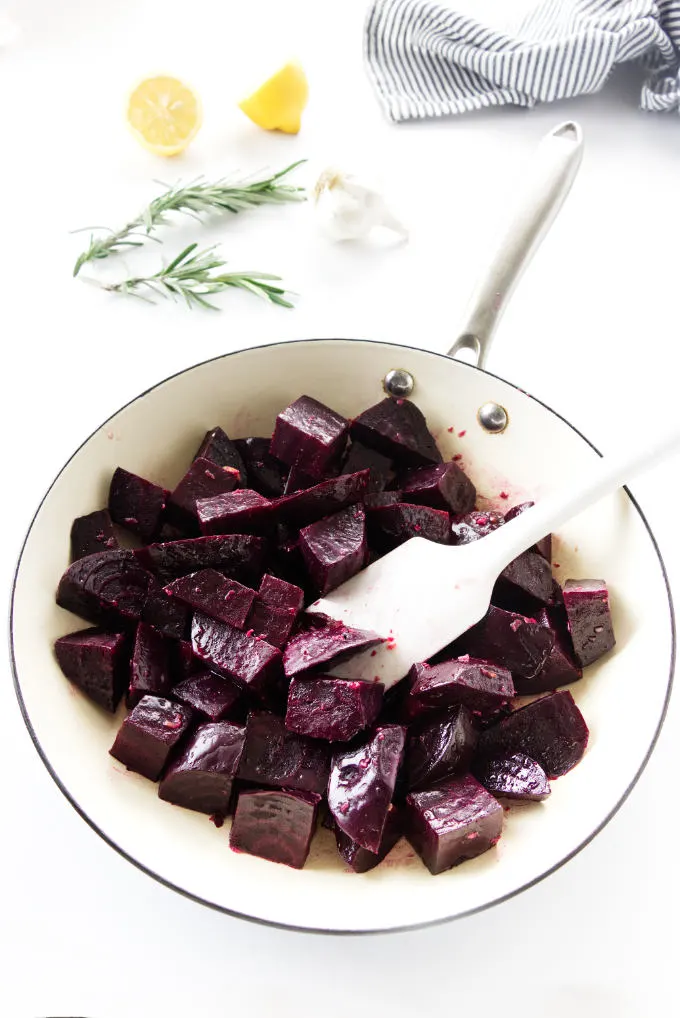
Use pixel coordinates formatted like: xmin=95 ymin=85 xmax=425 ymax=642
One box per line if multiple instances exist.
xmin=127 ymin=76 xmax=202 ymax=156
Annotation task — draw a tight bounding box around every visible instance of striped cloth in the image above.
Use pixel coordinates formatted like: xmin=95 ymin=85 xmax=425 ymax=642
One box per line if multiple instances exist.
xmin=365 ymin=0 xmax=680 ymax=122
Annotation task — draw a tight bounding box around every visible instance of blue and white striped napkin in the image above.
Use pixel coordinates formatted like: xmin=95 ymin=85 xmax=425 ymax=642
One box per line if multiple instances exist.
xmin=365 ymin=0 xmax=680 ymax=122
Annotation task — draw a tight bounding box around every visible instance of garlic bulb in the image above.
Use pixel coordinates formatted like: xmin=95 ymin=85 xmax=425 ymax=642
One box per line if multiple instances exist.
xmin=313 ymin=169 xmax=408 ymax=243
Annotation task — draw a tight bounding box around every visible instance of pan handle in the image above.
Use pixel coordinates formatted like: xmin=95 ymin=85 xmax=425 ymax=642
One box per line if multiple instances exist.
xmin=448 ymin=121 xmax=584 ymax=369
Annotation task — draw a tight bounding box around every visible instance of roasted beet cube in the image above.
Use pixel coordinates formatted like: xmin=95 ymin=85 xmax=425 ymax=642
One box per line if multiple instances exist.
xmin=283 ymin=460 xmax=320 ymax=495
xmin=492 ymin=550 xmax=554 ymax=615
xmin=127 ymin=622 xmax=172 ymax=708
xmin=270 ymin=395 xmax=349 ymax=479
xmin=328 ymin=725 xmax=406 ymax=853
xmin=563 ymin=579 xmax=615 ymax=668
xmin=108 ymin=467 xmax=167 ymax=541
xmin=462 ymin=606 xmax=555 ymax=680
xmin=230 ymin=788 xmax=320 ymax=869
xmin=141 ymin=581 xmax=190 ymax=640
xmin=246 ymin=600 xmax=297 ymax=649
xmin=405 ymin=658 xmax=515 ymax=721
xmin=259 ymin=573 xmax=304 ymax=613
xmin=341 ymin=441 xmax=393 ymax=493
xmin=109 ymin=695 xmax=193 ymax=781
xmin=238 ymin=711 xmax=330 ymax=794
xmin=57 ymin=550 xmax=155 ymax=628
xmin=191 ymin=612 xmax=282 ymax=702
xmin=233 ymin=437 xmax=288 ymax=498
xmin=136 ymin=534 xmax=265 ymax=584
xmin=403 ymin=774 xmax=503 ymax=874
xmin=474 ymin=752 xmax=550 ymax=801
xmin=54 ymin=628 xmax=128 ymax=712
xmin=406 ymin=706 xmax=478 ymax=791
xmin=164 ymin=569 xmax=256 ymax=629
xmin=516 ymin=607 xmax=582 ymax=694
xmin=299 ymin=504 xmax=368 ymax=595
xmin=334 ymin=805 xmax=402 ymax=873
xmin=450 ymin=510 xmax=505 ymax=544
xmin=367 ymin=502 xmax=450 ymax=553
xmin=159 ymin=721 xmax=245 ymax=814
xmin=194 ymin=426 xmax=246 ymax=477
xmin=399 ymin=461 xmax=476 ymax=514
xmin=172 ymin=670 xmax=242 ymax=722
xmin=70 ymin=509 xmax=119 ymax=561
xmin=274 ymin=469 xmax=370 ymax=529
xmin=504 ymin=501 xmax=552 ymax=561
xmin=197 ymin=489 xmax=272 ymax=536
xmin=283 ymin=613 xmax=384 ymax=677
xmin=365 ymin=490 xmax=402 ymax=508
xmin=351 ymin=398 xmax=442 ymax=467
xmin=285 ymin=675 xmax=384 ymax=742
xmin=478 ymin=690 xmax=589 ymax=777
xmin=167 ymin=457 xmax=241 ymax=532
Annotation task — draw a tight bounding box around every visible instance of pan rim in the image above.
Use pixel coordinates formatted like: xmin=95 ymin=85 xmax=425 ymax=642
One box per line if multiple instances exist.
xmin=8 ymin=335 xmax=676 ymax=936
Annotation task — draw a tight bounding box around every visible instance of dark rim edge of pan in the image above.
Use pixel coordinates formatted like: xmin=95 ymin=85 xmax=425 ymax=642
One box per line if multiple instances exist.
xmin=8 ymin=337 xmax=676 ymax=937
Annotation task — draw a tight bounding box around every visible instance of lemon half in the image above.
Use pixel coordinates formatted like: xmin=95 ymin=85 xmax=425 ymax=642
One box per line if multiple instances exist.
xmin=127 ymin=76 xmax=202 ymax=157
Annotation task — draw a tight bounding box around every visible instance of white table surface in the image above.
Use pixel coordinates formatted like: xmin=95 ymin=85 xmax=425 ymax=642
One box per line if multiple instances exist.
xmin=1 ymin=2 xmax=679 ymax=1015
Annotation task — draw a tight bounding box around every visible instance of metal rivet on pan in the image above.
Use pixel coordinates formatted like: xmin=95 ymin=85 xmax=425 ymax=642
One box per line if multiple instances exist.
xmin=478 ymin=402 xmax=508 ymax=433
xmin=383 ymin=369 xmax=415 ymax=398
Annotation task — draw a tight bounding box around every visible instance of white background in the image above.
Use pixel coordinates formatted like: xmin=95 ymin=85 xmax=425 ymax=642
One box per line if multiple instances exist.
xmin=1 ymin=1 xmax=679 ymax=1015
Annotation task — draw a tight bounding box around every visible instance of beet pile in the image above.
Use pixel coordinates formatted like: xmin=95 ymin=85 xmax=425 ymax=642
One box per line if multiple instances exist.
xmin=54 ymin=394 xmax=615 ymax=874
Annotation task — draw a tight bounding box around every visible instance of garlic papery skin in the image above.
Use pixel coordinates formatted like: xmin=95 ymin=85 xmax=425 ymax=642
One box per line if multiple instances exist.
xmin=313 ymin=169 xmax=408 ymax=243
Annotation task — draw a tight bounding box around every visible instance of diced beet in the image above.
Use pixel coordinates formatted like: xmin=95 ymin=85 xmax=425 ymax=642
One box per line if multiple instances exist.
xmin=351 ymin=398 xmax=442 ymax=467
xmin=474 ymin=752 xmax=550 ymax=801
xmin=172 ymin=670 xmax=242 ymax=722
xmin=492 ymin=550 xmax=554 ymax=615
xmin=108 ymin=467 xmax=167 ymax=541
xmin=450 ymin=509 xmax=505 ymax=545
xmin=563 ymin=579 xmax=616 ymax=668
xmin=334 ymin=805 xmax=402 ymax=873
xmin=270 ymin=395 xmax=349 ymax=479
xmin=194 ymin=426 xmax=246 ymax=478
xmin=283 ymin=460 xmax=320 ymax=495
xmin=136 ymin=534 xmax=265 ymax=584
xmin=109 ymin=695 xmax=193 ymax=781
xmin=477 ymin=690 xmax=589 ymax=777
xmin=285 ymin=675 xmax=384 ymax=742
xmin=403 ymin=774 xmax=503 ymax=874
xmin=141 ymin=581 xmax=190 ymax=640
xmin=328 ymin=725 xmax=406 ymax=853
xmin=191 ymin=612 xmax=282 ymax=702
xmin=70 ymin=509 xmax=119 ymax=561
xmin=274 ymin=469 xmax=370 ymax=529
xmin=365 ymin=490 xmax=402 ymax=508
xmin=299 ymin=504 xmax=368 ymax=595
xmin=367 ymin=502 xmax=450 ymax=553
xmin=230 ymin=788 xmax=320 ymax=869
xmin=283 ymin=613 xmax=384 ymax=678
xmin=341 ymin=441 xmax=393 ymax=493
xmin=399 ymin=461 xmax=476 ymax=514
xmin=259 ymin=574 xmax=304 ymax=613
xmin=233 ymin=437 xmax=288 ymax=498
xmin=405 ymin=658 xmax=515 ymax=721
xmin=504 ymin=501 xmax=552 ymax=561
xmin=405 ymin=706 xmax=478 ymax=790
xmin=127 ymin=622 xmax=172 ymax=708
xmin=167 ymin=457 xmax=241 ymax=532
xmin=462 ymin=606 xmax=555 ymax=680
xmin=515 ymin=607 xmax=582 ymax=694
xmin=197 ymin=489 xmax=272 ymax=536
xmin=54 ymin=628 xmax=128 ymax=712
xmin=57 ymin=550 xmax=155 ymax=628
xmin=164 ymin=569 xmax=255 ymax=629
xmin=238 ymin=711 xmax=330 ymax=794
xmin=169 ymin=639 xmax=200 ymax=683
xmin=159 ymin=721 xmax=245 ymax=814
xmin=246 ymin=600 xmax=297 ymax=649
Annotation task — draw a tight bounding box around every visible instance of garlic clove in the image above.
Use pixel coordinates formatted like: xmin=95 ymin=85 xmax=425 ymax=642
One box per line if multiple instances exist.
xmin=314 ymin=169 xmax=408 ymax=243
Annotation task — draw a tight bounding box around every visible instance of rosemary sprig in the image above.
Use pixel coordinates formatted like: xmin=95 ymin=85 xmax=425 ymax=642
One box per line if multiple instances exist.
xmin=100 ymin=242 xmax=294 ymax=310
xmin=73 ymin=160 xmax=306 ymax=276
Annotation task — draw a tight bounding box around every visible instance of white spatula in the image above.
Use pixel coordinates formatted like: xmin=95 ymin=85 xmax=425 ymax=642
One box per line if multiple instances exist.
xmin=309 ymin=430 xmax=680 ymax=688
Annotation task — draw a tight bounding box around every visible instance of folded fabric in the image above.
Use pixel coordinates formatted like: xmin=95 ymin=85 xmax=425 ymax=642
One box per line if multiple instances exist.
xmin=365 ymin=0 xmax=680 ymax=122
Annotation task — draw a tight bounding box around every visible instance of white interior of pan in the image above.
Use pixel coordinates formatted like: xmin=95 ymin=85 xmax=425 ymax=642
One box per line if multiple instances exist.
xmin=11 ymin=339 xmax=673 ymax=932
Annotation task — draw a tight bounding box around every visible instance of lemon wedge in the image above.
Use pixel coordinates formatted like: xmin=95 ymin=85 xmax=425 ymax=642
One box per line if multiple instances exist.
xmin=239 ymin=62 xmax=308 ymax=134
xmin=127 ymin=76 xmax=202 ymax=156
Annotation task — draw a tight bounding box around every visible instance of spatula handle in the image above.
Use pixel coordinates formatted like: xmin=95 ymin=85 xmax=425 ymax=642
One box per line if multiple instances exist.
xmin=449 ymin=121 xmax=584 ymax=369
